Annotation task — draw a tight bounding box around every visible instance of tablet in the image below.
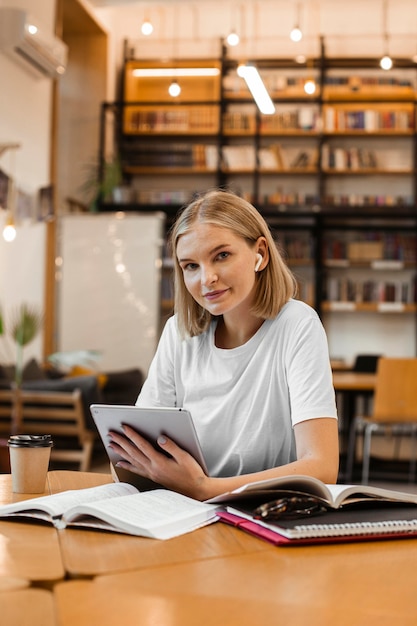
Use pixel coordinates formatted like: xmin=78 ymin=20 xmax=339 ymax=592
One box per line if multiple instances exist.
xmin=90 ymin=404 xmax=208 ymax=491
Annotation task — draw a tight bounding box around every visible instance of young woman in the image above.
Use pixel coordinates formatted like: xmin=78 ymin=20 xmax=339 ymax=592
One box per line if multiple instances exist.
xmin=109 ymin=190 xmax=339 ymax=500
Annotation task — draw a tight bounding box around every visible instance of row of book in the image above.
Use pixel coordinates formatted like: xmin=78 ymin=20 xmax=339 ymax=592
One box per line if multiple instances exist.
xmin=223 ymin=74 xmax=319 ymax=96
xmin=323 ymin=233 xmax=417 ymax=263
xmin=223 ymin=108 xmax=320 ymax=133
xmin=221 ymin=144 xmax=318 ymax=171
xmin=125 ymin=143 xmax=219 ymax=169
xmin=125 ymin=107 xmax=219 ymax=133
xmin=135 ymin=190 xmax=190 ymax=205
xmin=223 ymin=73 xmax=415 ymax=96
xmin=321 ymin=194 xmax=413 ymax=207
xmin=126 ymin=107 xmax=414 ymax=135
xmin=323 ymin=107 xmax=414 ymax=132
xmin=324 ymin=76 xmax=414 ymax=88
xmin=274 ymin=233 xmax=315 ymax=262
xmin=324 ymin=277 xmax=417 ymax=305
xmin=321 ymin=144 xmax=378 ymax=170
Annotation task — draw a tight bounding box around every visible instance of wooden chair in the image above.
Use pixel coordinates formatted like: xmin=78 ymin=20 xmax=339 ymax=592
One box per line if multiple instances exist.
xmin=0 ymin=389 xmax=14 ymax=437
xmin=13 ymin=389 xmax=95 ymax=472
xmin=346 ymin=357 xmax=417 ymax=484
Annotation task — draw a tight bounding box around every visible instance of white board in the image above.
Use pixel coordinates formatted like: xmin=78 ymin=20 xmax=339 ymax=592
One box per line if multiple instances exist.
xmin=58 ymin=212 xmax=165 ymax=374
xmin=0 ymin=215 xmax=46 ymax=365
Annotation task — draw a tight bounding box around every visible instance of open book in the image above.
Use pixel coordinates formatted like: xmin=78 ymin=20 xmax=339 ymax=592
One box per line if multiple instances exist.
xmin=0 ymin=482 xmax=218 ymax=540
xmin=207 ymin=475 xmax=417 ymax=544
xmin=1 ymin=475 xmax=417 ymax=542
xmin=206 ymin=474 xmax=417 ymax=508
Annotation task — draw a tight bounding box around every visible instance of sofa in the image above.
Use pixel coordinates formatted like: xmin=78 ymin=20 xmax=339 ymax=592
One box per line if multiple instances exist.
xmin=0 ymin=359 xmax=144 ymax=431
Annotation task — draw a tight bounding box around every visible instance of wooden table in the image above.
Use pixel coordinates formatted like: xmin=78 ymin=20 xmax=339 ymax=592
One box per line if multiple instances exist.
xmin=332 ymin=371 xmax=376 ymax=392
xmin=0 ymin=474 xmax=64 ymax=584
xmin=54 ymin=537 xmax=417 ymax=626
xmin=0 ymin=473 xmax=65 ymax=626
xmin=47 ymin=470 xmax=270 ymax=577
xmin=2 ymin=470 xmax=417 ymax=625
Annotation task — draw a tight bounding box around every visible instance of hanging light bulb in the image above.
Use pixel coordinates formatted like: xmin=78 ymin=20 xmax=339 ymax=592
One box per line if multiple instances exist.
xmin=227 ymin=30 xmax=240 ymax=46
xmin=380 ymin=52 xmax=393 ymax=70
xmin=2 ymin=212 xmax=16 ymax=242
xmin=168 ymin=79 xmax=181 ymax=97
xmin=141 ymin=19 xmax=153 ymax=36
xmin=304 ymin=78 xmax=316 ymax=95
xmin=290 ymin=26 xmax=302 ymax=43
xmin=290 ymin=2 xmax=303 ymax=42
xmin=379 ymin=1 xmax=392 ymax=70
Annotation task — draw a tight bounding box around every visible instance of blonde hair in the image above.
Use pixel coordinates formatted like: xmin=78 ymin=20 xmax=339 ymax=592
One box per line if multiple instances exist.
xmin=170 ymin=190 xmax=297 ymax=337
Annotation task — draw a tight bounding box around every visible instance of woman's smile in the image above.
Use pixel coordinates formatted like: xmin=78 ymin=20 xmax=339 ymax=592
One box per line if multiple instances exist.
xmin=203 ymin=288 xmax=229 ymax=301
xmin=177 ymin=223 xmax=261 ymax=320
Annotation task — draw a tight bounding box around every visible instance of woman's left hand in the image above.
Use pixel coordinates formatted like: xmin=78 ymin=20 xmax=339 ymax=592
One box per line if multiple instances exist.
xmin=108 ymin=425 xmax=208 ymax=499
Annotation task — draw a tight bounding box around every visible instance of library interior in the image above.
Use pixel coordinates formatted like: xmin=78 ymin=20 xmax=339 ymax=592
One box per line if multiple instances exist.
xmin=2 ymin=1 xmax=417 ymax=623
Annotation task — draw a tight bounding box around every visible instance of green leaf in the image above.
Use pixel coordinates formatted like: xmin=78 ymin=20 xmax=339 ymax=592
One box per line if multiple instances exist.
xmin=10 ymin=304 xmax=43 ymax=347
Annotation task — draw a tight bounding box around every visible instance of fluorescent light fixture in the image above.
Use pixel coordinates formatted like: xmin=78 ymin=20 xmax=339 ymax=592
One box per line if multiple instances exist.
xmin=237 ymin=64 xmax=275 ymax=115
xmin=132 ymin=68 xmax=220 ymax=78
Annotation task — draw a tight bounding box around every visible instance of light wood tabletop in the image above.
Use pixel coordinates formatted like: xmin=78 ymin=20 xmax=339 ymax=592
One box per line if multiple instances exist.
xmin=1 ymin=587 xmax=55 ymax=626
xmin=47 ymin=470 xmax=270 ymax=578
xmin=0 ymin=474 xmax=64 ymax=584
xmin=3 ymin=470 xmax=417 ymax=625
xmin=332 ymin=371 xmax=376 ymax=391
xmin=53 ymin=540 xmax=417 ymax=626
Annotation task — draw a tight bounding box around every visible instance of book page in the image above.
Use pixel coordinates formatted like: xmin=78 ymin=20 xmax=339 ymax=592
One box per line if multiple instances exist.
xmin=206 ymin=475 xmax=331 ymax=504
xmin=326 ymin=483 xmax=417 ymax=508
xmin=63 ymin=489 xmax=219 ymax=539
xmin=0 ymin=482 xmax=138 ymax=520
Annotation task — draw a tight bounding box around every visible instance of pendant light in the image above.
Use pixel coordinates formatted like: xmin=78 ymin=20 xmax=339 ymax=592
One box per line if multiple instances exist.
xmin=168 ymin=79 xmax=181 ymax=97
xmin=290 ymin=2 xmax=303 ymax=42
xmin=227 ymin=4 xmax=241 ymax=47
xmin=141 ymin=19 xmax=153 ymax=36
xmin=380 ymin=1 xmax=392 ymax=70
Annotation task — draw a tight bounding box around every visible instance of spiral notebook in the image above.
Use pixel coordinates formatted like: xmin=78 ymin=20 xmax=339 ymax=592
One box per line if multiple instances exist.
xmin=218 ymin=504 xmax=417 ymax=546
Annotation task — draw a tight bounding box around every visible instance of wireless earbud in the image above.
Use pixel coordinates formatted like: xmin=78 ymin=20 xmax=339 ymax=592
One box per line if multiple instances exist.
xmin=255 ymin=253 xmax=263 ymax=272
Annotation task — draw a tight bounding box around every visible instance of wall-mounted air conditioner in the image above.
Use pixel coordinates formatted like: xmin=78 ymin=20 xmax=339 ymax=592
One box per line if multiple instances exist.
xmin=0 ymin=7 xmax=68 ymax=79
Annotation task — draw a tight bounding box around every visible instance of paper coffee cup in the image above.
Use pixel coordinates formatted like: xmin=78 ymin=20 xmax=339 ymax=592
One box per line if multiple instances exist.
xmin=8 ymin=435 xmax=53 ymax=494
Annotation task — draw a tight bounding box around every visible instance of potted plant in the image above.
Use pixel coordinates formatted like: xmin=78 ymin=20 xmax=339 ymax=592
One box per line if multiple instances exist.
xmin=0 ymin=303 xmax=43 ymax=470
xmin=79 ymin=155 xmax=132 ymax=211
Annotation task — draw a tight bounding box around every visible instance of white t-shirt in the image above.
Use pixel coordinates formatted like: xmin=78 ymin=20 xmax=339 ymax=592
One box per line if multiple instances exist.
xmin=137 ymin=299 xmax=337 ymax=478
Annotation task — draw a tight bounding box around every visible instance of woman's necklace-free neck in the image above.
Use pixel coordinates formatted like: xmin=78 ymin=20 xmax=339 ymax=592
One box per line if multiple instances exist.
xmin=214 ymin=315 xmax=265 ymax=349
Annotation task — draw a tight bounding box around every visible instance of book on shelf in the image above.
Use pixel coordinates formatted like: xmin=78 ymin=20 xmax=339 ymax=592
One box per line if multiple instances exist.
xmin=2 ymin=475 xmax=417 ymax=544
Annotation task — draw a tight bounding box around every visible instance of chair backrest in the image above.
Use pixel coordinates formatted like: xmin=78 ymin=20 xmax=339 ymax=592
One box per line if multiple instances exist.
xmin=16 ymin=388 xmax=95 ymax=471
xmin=353 ymin=354 xmax=381 ymax=373
xmin=373 ymin=358 xmax=417 ymax=423
xmin=0 ymin=389 xmax=13 ymax=436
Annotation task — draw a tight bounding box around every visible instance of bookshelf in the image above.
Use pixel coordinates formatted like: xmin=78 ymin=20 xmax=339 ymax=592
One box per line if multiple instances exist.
xmin=97 ymin=46 xmax=417 ymax=360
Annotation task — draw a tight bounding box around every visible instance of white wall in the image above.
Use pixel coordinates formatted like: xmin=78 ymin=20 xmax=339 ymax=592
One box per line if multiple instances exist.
xmin=0 ymin=0 xmax=55 ymax=194
xmin=90 ymin=0 xmax=417 ymax=74
xmin=0 ymin=0 xmax=56 ymax=364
